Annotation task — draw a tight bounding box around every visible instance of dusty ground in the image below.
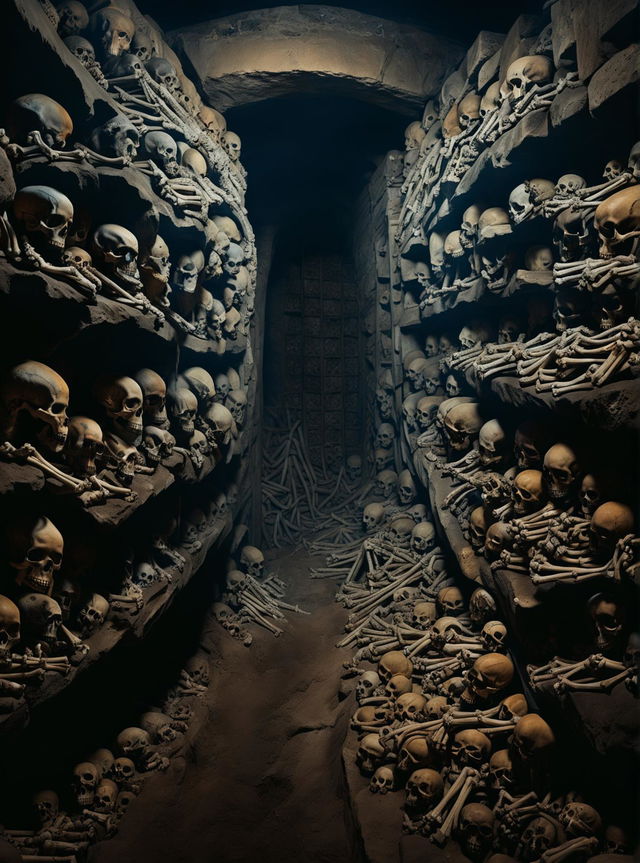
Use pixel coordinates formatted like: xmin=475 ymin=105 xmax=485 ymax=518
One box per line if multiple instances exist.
xmin=91 ymin=548 xmax=365 ymax=863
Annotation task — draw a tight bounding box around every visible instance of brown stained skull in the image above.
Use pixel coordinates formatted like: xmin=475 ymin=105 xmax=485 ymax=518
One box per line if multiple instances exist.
xmin=1 ymin=360 xmax=70 ymax=453
xmin=72 ymin=761 xmax=99 ymax=807
xmin=9 ymin=517 xmax=64 ymax=595
xmin=589 ymin=502 xmax=634 ymax=560
xmin=12 ymin=186 xmax=74 ymax=259
xmin=369 ymin=765 xmax=395 ymax=794
xmin=104 ymin=433 xmax=138 ymax=485
xmin=594 ymin=185 xmax=640 ymax=259
xmin=18 ymin=593 xmax=63 ymax=645
xmin=511 ymin=470 xmax=545 ymax=515
xmin=94 ymin=377 xmax=143 ymax=443
xmin=457 ymin=803 xmax=495 ymax=859
xmin=588 ymin=593 xmax=626 ymax=655
xmin=542 ymin=443 xmax=581 ymax=504
xmin=89 ymin=7 xmax=135 ymax=60
xmin=405 ymin=768 xmax=443 ymax=810
xmin=7 ymin=94 xmax=73 ymax=147
xmin=397 ymin=735 xmax=430 ymax=772
xmin=0 ymin=595 xmax=21 ymax=661
xmin=64 ymin=416 xmax=104 ymax=477
xmin=468 ymin=506 xmax=487 ymax=551
xmin=478 ymin=419 xmax=507 ymax=468
xmin=465 ymin=653 xmax=514 ymax=702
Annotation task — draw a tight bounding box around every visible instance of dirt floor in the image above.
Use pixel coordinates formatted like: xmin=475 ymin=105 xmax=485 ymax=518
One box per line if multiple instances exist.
xmin=91 ymin=548 xmax=365 ymax=863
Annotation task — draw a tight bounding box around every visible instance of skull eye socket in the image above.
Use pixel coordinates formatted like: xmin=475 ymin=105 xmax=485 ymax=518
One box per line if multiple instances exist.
xmin=599 ymin=220 xmax=615 ymax=239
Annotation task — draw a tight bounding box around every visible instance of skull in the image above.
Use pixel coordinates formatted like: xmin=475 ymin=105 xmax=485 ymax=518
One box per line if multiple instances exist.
xmin=112 ymin=756 xmax=136 ymax=785
xmin=524 ymin=245 xmax=554 ymax=271
xmin=183 ymin=508 xmax=207 ymax=544
xmin=362 ymin=502 xmax=385 ymax=532
xmin=64 ymin=34 xmax=96 ymax=66
xmin=387 ymin=516 xmax=415 ymax=548
xmin=555 ymin=174 xmax=587 ymax=198
xmin=345 ymin=454 xmax=362 ymax=481
xmin=441 ymin=677 xmax=466 ymax=701
xmin=76 ymin=592 xmax=109 ymax=637
xmin=104 ymin=433 xmax=138 ymax=484
xmin=457 ymin=803 xmax=495 ymax=859
xmin=505 ymin=55 xmax=553 ymax=102
xmin=410 ymin=521 xmax=436 ymax=555
xmin=603 ymin=159 xmax=624 ymax=181
xmin=33 ymin=790 xmax=59 ymax=826
xmin=444 ymin=229 xmax=465 ymax=261
xmin=397 ymin=469 xmax=417 ymax=505
xmin=412 ymin=600 xmax=437 ymax=629
xmin=509 ymin=183 xmax=536 ymax=224
xmin=375 ymin=469 xmax=398 ymax=500
xmin=116 ymin=727 xmax=152 ymax=764
xmin=488 ymin=748 xmax=513 ymax=790
xmin=369 ymin=766 xmax=395 ymax=794
xmin=588 ymin=593 xmax=626 ymax=655
xmin=627 ymin=140 xmax=640 ymax=181
xmin=451 ymin=729 xmax=492 ymax=767
xmin=224 ymin=307 xmax=242 ymax=340
xmin=465 ymin=653 xmax=514 ymax=701
xmin=89 ymin=7 xmax=135 ymax=59
xmin=1 ymin=360 xmax=70 ymax=453
xmin=514 ymin=420 xmax=552 ymax=471
xmin=94 ymin=778 xmax=118 ymax=813
xmin=209 ymin=299 xmax=227 ymax=341
xmin=7 ymin=94 xmax=73 ymax=147
xmin=480 ymin=81 xmax=501 ymax=117
xmin=141 ymin=711 xmax=179 ymax=744
xmin=145 ymin=57 xmax=179 ymax=91
xmin=560 ymin=802 xmax=602 ymax=838
xmin=205 ymin=402 xmax=235 ymax=446
xmin=553 ymin=207 xmax=591 ymax=262
xmin=416 ymin=396 xmax=440 ymax=430
xmin=62 ymin=246 xmax=92 ymax=270
xmin=408 ymin=504 xmax=429 ymax=523
xmin=133 ymin=369 xmax=169 ymax=429
xmin=498 ymin=315 xmax=522 ymax=345
xmin=386 ymin=674 xmax=412 ymax=699
xmin=223 ymin=242 xmax=244 ymax=278
xmin=72 ymin=761 xmax=99 ymax=806
xmin=444 ymin=402 xmax=483 ymax=452
xmin=0 ymin=595 xmax=20 ymax=661
xmin=180 ymin=146 xmax=208 ymax=177
xmin=404 ymin=120 xmax=426 ymax=150
xmin=375 ymin=448 xmax=392 ymax=473
xmin=579 ymin=473 xmax=616 ymax=518
xmin=356 ymin=670 xmax=381 ymax=702
xmin=9 ymin=517 xmax=63 ymax=595
xmin=144 ymin=130 xmax=179 ymax=175
xmin=168 ymin=389 xmax=197 ymax=438
xmin=542 ymin=443 xmax=581 ymax=503
xmin=478 ymin=419 xmax=507 ymax=468
xmin=214 ymin=374 xmax=230 ymax=401
xmin=477 ymin=207 xmax=512 ymax=242
xmin=521 ymin=817 xmax=561 ymax=860
xmin=594 ymin=185 xmax=640 ymax=258
xmin=378 ymin=650 xmax=413 ymax=683
xmin=131 ymin=27 xmax=154 ymax=61
xmin=240 ymin=546 xmax=264 ymax=579
xmin=605 ymin=825 xmax=631 ymax=855
xmin=376 ymin=422 xmax=395 ymax=449
xmin=460 ymin=204 xmax=482 ymax=248
xmin=468 ymin=507 xmax=487 ymax=551
xmin=412 ymin=260 xmax=430 ymax=288
xmin=406 ymin=358 xmax=428 ymax=392
xmin=179 ymin=367 xmax=216 ymax=413
xmin=134 ymin=562 xmax=157 ymax=588
xmin=425 ymin=695 xmax=448 ymax=719
xmin=481 ymin=621 xmax=508 ymax=652
xmin=469 ymin=588 xmax=497 ymax=625
xmin=595 ymin=282 xmax=632 ymax=331
xmin=458 ymin=92 xmax=481 ymax=128
xmin=484 ymin=522 xmax=512 ymax=561
xmin=405 ymin=768 xmax=443 ymax=810
xmin=356 ymin=733 xmax=386 ymax=775
xmin=90 ymin=114 xmax=140 ymax=159
xmin=510 ymin=713 xmax=555 ymax=760
xmin=512 ymin=470 xmax=545 ymax=515
xmin=117 ymin=790 xmax=137 ymax=818
xmin=200 ymin=104 xmax=227 ymax=139
xmin=92 ymin=224 xmax=140 ymax=286
xmin=103 ymin=51 xmax=144 ymax=78
xmin=437 ymin=586 xmax=464 ymax=616
xmin=397 ymin=735 xmax=430 ymax=772
xmin=222 ymin=131 xmax=242 ymax=162
xmin=589 ymin=502 xmax=634 ymax=560
xmin=12 ymin=186 xmax=73 ymax=258
xmin=94 ymin=376 xmax=143 ymax=443
xmin=225 ymin=390 xmax=247 ymax=427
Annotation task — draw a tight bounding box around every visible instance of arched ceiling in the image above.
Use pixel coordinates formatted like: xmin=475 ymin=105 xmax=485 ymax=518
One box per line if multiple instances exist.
xmin=168 ymin=5 xmax=465 ymax=114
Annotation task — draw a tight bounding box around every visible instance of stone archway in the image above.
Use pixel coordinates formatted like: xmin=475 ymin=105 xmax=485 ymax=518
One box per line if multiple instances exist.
xmin=169 ymin=5 xmax=464 ymax=114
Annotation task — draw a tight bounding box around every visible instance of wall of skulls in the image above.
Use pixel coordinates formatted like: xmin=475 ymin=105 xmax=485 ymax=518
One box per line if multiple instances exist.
xmin=343 ymin=2 xmax=639 ymax=859
xmin=0 ymin=0 xmax=260 ymax=853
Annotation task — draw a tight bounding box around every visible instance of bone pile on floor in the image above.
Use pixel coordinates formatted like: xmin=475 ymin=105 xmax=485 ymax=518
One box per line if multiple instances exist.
xmin=0 ymin=651 xmax=211 ymax=862
xmin=319 ymin=502 xmax=629 ymax=859
xmin=262 ymin=414 xmax=368 ymax=549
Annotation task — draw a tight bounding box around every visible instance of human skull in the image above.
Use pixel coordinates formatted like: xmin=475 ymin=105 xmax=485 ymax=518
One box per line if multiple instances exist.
xmin=451 ymin=728 xmax=493 ymax=768
xmin=555 ymin=174 xmax=587 ymax=198
xmin=76 ymin=593 xmax=109 ymax=637
xmin=168 ymin=389 xmax=197 ymax=438
xmin=509 ymin=183 xmax=536 ymax=224
xmin=12 ymin=186 xmax=73 ymax=258
xmin=374 ymin=447 xmax=392 ymax=472
xmin=512 ymin=470 xmax=545 ymax=515
xmin=131 ymin=27 xmax=153 ymax=60
xmin=1 ymin=360 xmax=70 ymax=453
xmin=397 ymin=469 xmax=417 ymax=505
xmin=397 ymin=735 xmax=430 ymax=772
xmin=112 ymin=756 xmax=136 ymax=785
xmin=7 ymin=94 xmax=73 ymax=148
xmin=465 ymin=653 xmax=514 ymax=701
xmin=223 ymin=243 xmax=244 ymax=279
xmin=356 ymin=733 xmax=386 ymax=775
xmin=412 ymin=261 xmax=430 ymax=288
xmin=407 ymin=504 xmax=429 ymax=524
xmin=356 ymin=670 xmax=381 ymax=702
xmin=33 ymin=790 xmax=59 ymax=826
xmin=378 ymin=650 xmax=413 ymax=682
xmin=524 ymin=245 xmax=554 ymax=271
xmin=395 ymin=692 xmax=426 ymax=722
xmin=64 ymin=34 xmax=96 ymax=66
xmin=415 ymin=396 xmax=440 ymax=431
xmin=458 ymin=92 xmax=481 ymax=128
xmin=9 ymin=517 xmax=63 ymax=595
xmin=488 ymin=748 xmax=513 ymax=790
xmin=362 ymin=502 xmax=385 ymax=532
xmin=478 ymin=207 xmax=512 ymax=242
xmin=225 ymin=390 xmax=247 ymax=427
xmin=144 ymin=130 xmax=179 ymax=175
xmin=222 ymin=131 xmax=242 ymax=162
xmin=589 ymin=502 xmax=634 ymax=560
xmin=104 ymin=432 xmax=138 ymax=484
xmin=594 ymin=185 xmax=640 ymax=259
xmin=206 ymin=402 xmax=235 ymax=446
xmin=553 ymin=207 xmax=591 ymax=262
xmin=376 ymin=422 xmax=395 ymax=449
xmin=481 ymin=621 xmax=508 ymax=653
xmin=510 ymin=713 xmax=555 ymax=760
xmin=94 ymin=778 xmax=118 ymax=813
xmin=116 ymin=727 xmax=151 ymax=761
xmin=520 ymin=816 xmax=561 ymax=860
xmin=92 ymin=224 xmax=140 ymax=285
xmin=514 ymin=421 xmax=551 ymax=470
xmin=116 ymin=790 xmax=137 ymax=818
xmin=498 ymin=315 xmax=522 ymax=345
xmin=89 ymin=7 xmax=135 ymax=59
xmin=209 ymin=299 xmax=227 ymax=341
xmin=505 ymin=55 xmax=553 ymax=102
xmin=345 ymin=454 xmax=362 ymax=481
xmin=542 ymin=443 xmax=581 ymax=503
xmin=468 ymin=588 xmax=497 ymax=625
xmin=458 ymin=803 xmax=495 ymax=859
xmin=224 ymin=307 xmax=242 ymax=340
xmin=0 ymin=595 xmax=20 ymax=661
xmin=386 ymin=516 xmax=415 ymax=548
xmin=240 ymin=546 xmax=264 ymax=579
xmin=94 ymin=376 xmax=143 ymax=443
xmin=480 ymin=81 xmax=501 ymax=117
xmin=404 ymin=120 xmax=426 ymax=150
xmin=72 ymin=761 xmax=99 ymax=806
xmin=375 ymin=469 xmax=398 ymax=499
xmin=386 ymin=674 xmax=412 ymax=699
xmin=133 ymin=369 xmax=168 ymax=429
xmin=605 ymin=825 xmax=631 ymax=855
xmin=468 ymin=506 xmax=486 ymax=550
xmin=141 ymin=711 xmax=179 ymax=744
xmin=588 ymin=593 xmax=626 ymax=655
xmin=145 ymin=57 xmax=179 ymax=91
xmin=444 ymin=402 xmax=483 ymax=452
xmin=460 ymin=204 xmax=482 ymax=248
xmin=405 ymin=768 xmax=443 ymax=810
xmin=180 ymin=146 xmax=208 ymax=177
xmin=369 ymin=765 xmax=395 ymax=794
xmin=412 ymin=600 xmax=437 ymax=629
xmin=560 ymin=802 xmax=602 ymax=838
xmin=406 ymin=358 xmax=428 ymax=392
xmin=55 ymin=0 xmax=89 ymax=36
xmin=199 ymin=104 xmax=226 ymax=140
xmin=478 ymin=419 xmax=507 ymax=468
xmin=627 ymin=140 xmax=640 ymax=181
xmin=134 ymin=562 xmax=157 ymax=589
xmin=437 ymin=586 xmax=464 ymax=616
xmin=90 ymin=114 xmax=140 ymax=159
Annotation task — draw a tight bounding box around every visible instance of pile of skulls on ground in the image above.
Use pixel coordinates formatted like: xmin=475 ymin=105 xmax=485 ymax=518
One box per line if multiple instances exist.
xmin=0 ymin=651 xmax=210 ymax=861
xmin=211 ymin=543 xmax=308 ymax=642
xmin=415 ymin=403 xmax=638 ymax=697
